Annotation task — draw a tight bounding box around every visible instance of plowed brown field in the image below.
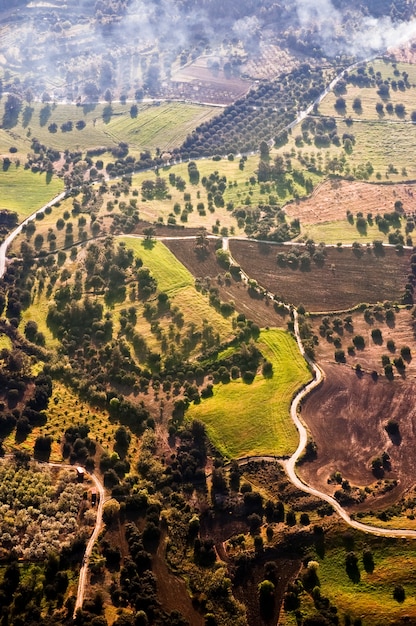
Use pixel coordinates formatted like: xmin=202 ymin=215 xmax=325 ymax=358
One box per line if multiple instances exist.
xmin=298 ymin=363 xmax=416 ymax=510
xmin=164 ymin=238 xmax=289 ymax=327
xmin=284 ymin=179 xmax=416 ymax=224
xmin=229 ymin=240 xmax=411 ymax=312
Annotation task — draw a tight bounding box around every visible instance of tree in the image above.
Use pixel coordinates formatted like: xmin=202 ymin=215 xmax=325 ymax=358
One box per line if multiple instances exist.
xmin=34 ymin=435 xmax=52 ymax=461
xmin=259 ymin=141 xmax=270 ymax=160
xmin=393 ymin=584 xmax=405 ymax=602
xmin=102 ymin=499 xmax=120 ymax=525
xmin=395 ymin=103 xmax=405 ymax=117
xmin=345 ymin=551 xmax=360 ymax=582
xmin=352 ymin=97 xmax=362 ymax=112
xmin=352 ymin=335 xmax=365 ymax=349
xmin=258 ymin=579 xmax=275 ymax=619
xmin=363 ymin=548 xmax=374 ymax=573
xmin=334 ymin=97 xmax=346 ymax=112
xmin=24 ymin=320 xmax=38 ymax=342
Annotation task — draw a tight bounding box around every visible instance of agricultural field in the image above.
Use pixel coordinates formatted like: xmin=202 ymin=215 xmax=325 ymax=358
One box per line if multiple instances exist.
xmin=0 ymin=101 xmax=222 ymax=158
xmin=187 ymin=329 xmax=311 ymax=458
xmin=165 ymin=237 xmax=289 ymax=327
xmin=0 ymin=164 xmax=63 ymax=219
xmin=4 ymin=5 xmax=416 ymax=625
xmin=0 ymin=460 xmax=90 ymax=560
xmin=229 ymin=240 xmax=411 ymax=312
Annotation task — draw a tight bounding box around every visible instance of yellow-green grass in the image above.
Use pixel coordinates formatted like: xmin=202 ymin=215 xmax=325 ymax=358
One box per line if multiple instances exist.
xmin=0 ymin=334 xmax=12 ymax=351
xmin=119 ymin=237 xmax=233 ymax=341
xmin=299 ymin=219 xmax=398 ymax=245
xmin=368 ymin=58 xmax=416 ymax=83
xmin=318 ymin=84 xmax=416 ymax=123
xmin=316 ymin=539 xmax=416 ymax=624
xmin=336 ymin=118 xmax=416 ymax=179
xmin=125 ymin=154 xmax=320 ymax=234
xmin=119 ymin=237 xmax=193 ymax=295
xmin=0 ymin=101 xmax=222 ymax=157
xmin=0 ymin=164 xmax=63 ymax=219
xmin=2 ymin=380 xmax=136 ymax=463
xmin=187 ymin=328 xmax=311 ymax=459
xmin=318 ymin=59 xmax=416 ymax=120
xmin=355 ymin=513 xmax=416 ymax=531
xmin=8 ymin=194 xmax=98 ymax=259
xmin=286 ymin=112 xmax=416 ymax=182
xmin=105 ymin=102 xmax=221 ymax=153
xmin=20 ymin=289 xmax=59 ymax=349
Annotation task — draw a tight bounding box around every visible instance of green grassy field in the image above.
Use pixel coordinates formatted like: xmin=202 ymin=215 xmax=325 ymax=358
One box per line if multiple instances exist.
xmin=0 ymin=164 xmax=63 ymax=219
xmin=0 ymin=101 xmax=222 ymax=158
xmin=316 ymin=537 xmax=416 ymax=624
xmin=119 ymin=236 xmax=194 ymax=295
xmin=120 ymin=237 xmax=234 ymax=344
xmin=299 ymin=219 xmax=397 ymax=245
xmin=187 ymin=328 xmax=311 ymax=459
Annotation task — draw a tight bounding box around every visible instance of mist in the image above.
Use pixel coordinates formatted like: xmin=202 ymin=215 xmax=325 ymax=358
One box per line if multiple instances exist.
xmin=1 ymin=0 xmax=416 ymax=101
xmin=294 ymin=0 xmax=416 ymax=58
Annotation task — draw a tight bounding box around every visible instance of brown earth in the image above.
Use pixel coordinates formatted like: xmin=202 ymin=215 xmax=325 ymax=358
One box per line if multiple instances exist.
xmin=298 ymin=363 xmax=416 ymax=511
xmin=164 ymin=238 xmax=289 ymax=327
xmin=284 ymin=179 xmax=416 ymax=224
xmin=170 ymin=58 xmax=251 ymax=105
xmin=310 ymin=306 xmax=416 ymax=378
xmin=153 ymin=531 xmax=205 ymax=626
xmin=229 ymin=240 xmax=411 ymax=312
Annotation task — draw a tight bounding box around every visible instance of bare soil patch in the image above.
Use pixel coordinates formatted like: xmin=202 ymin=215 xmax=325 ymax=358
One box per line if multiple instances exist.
xmin=170 ymin=57 xmax=251 ymax=105
xmin=310 ymin=307 xmax=416 ymax=379
xmin=298 ymin=363 xmax=416 ymax=510
xmin=284 ymin=179 xmax=416 ymax=224
xmin=164 ymin=238 xmax=288 ymax=327
xmin=153 ymin=531 xmax=205 ymax=626
xmin=229 ymin=240 xmax=411 ymax=312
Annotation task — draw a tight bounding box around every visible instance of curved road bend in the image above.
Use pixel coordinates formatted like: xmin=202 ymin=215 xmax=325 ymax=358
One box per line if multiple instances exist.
xmin=285 ymin=309 xmax=416 ymax=539
xmin=0 ymin=191 xmax=67 ymax=278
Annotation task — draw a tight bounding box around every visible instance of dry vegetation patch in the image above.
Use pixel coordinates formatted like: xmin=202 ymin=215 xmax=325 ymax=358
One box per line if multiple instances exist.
xmin=284 ymin=179 xmax=416 ymax=225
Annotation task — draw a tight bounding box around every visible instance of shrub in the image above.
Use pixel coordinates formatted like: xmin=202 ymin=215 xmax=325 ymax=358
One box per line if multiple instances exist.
xmin=352 ymin=335 xmax=365 ymax=349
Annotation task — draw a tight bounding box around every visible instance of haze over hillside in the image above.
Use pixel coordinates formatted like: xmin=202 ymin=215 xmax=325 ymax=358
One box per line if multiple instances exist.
xmin=1 ymin=0 xmax=415 ymax=102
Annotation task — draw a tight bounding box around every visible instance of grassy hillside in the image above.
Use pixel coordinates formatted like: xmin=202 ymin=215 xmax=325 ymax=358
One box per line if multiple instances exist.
xmin=0 ymin=165 xmax=63 ymax=219
xmin=0 ymin=101 xmax=222 ymax=158
xmin=187 ymin=328 xmax=311 ymax=458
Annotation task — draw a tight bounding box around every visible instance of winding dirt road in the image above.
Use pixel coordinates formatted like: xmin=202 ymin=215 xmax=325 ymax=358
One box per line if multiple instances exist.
xmin=73 ymin=472 xmax=106 ymax=617
xmin=285 ymin=310 xmax=416 ymax=539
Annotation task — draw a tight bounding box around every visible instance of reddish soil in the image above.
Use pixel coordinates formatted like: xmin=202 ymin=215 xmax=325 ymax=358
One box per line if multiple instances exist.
xmin=284 ymin=179 xmax=416 ymax=224
xmin=299 ymin=363 xmax=416 ymax=509
xmin=153 ymin=532 xmax=205 ymax=626
xmin=164 ymin=238 xmax=289 ymax=327
xmin=310 ymin=307 xmax=416 ymax=378
xmin=229 ymin=240 xmax=411 ymax=312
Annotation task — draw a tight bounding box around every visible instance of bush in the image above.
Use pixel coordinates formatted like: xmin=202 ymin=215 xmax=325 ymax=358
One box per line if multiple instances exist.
xmin=393 ymin=584 xmax=405 ymax=602
xmin=352 ymin=335 xmax=365 ymax=349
